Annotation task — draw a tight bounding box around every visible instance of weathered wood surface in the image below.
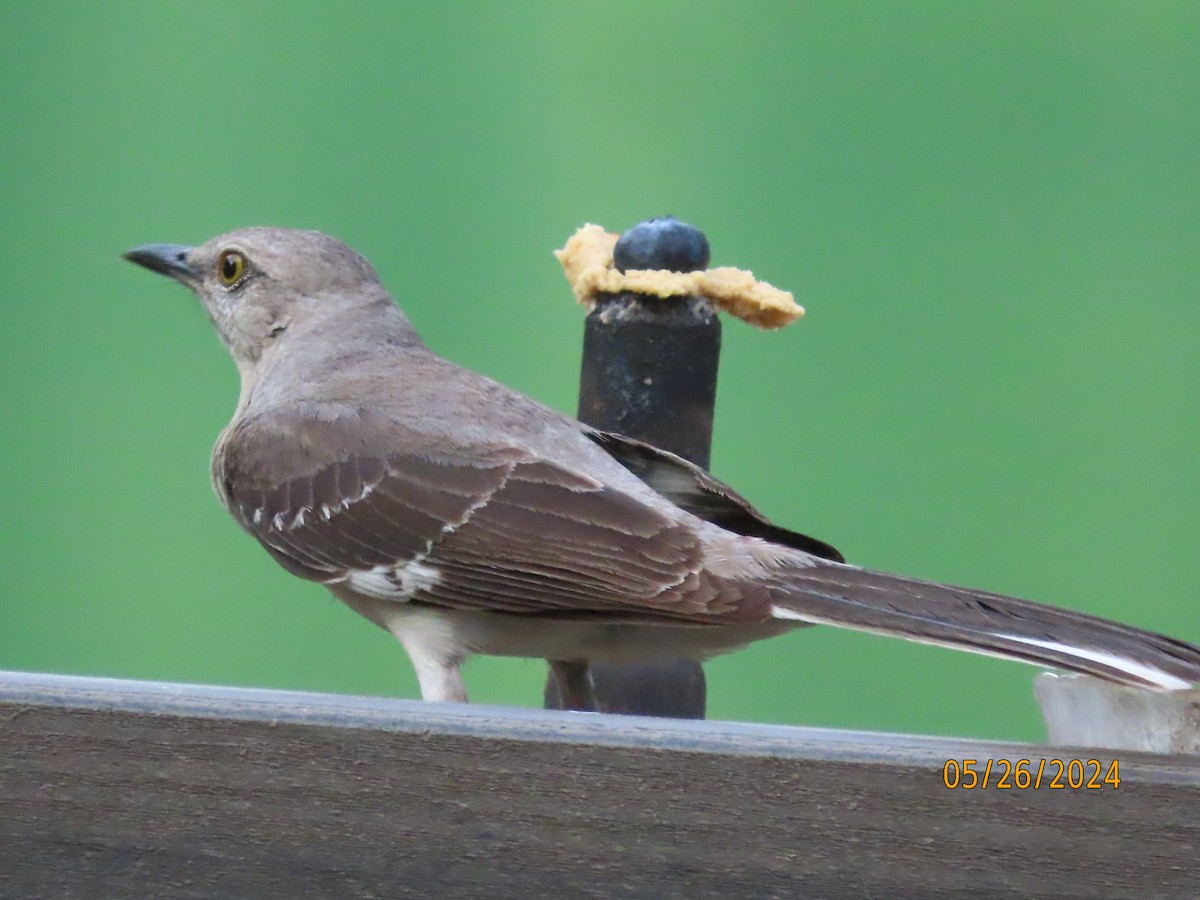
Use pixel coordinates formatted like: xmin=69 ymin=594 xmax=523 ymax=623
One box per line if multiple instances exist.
xmin=1 ymin=670 xmax=1197 ymax=899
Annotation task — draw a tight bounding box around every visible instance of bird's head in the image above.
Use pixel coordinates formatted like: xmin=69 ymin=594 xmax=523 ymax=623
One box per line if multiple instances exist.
xmin=123 ymin=227 xmax=395 ymax=372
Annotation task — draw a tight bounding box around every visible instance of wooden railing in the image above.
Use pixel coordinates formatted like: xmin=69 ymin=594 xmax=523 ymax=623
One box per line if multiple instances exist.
xmin=1 ymin=670 xmax=1196 ymax=898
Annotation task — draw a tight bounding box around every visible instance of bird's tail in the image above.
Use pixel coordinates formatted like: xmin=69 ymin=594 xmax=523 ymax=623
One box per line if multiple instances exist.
xmin=768 ymin=560 xmax=1200 ymax=691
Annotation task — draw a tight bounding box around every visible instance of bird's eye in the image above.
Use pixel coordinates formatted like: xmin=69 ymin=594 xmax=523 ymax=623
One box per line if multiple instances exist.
xmin=217 ymin=250 xmax=247 ymax=287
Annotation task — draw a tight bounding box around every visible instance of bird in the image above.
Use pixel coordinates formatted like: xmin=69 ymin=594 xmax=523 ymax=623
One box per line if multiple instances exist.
xmin=124 ymin=227 xmax=1200 ymax=704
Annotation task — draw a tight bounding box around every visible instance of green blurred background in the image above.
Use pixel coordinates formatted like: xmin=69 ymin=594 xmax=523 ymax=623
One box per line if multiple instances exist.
xmin=2 ymin=1 xmax=1197 ymax=743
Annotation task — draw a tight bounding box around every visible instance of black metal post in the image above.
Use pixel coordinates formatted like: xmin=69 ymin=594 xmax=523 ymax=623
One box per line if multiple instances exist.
xmin=544 ymin=217 xmax=717 ymax=718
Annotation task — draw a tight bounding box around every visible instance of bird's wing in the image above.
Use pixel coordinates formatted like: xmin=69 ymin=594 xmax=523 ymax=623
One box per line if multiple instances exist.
xmin=585 ymin=429 xmax=844 ymax=562
xmin=215 ymin=409 xmax=764 ymax=622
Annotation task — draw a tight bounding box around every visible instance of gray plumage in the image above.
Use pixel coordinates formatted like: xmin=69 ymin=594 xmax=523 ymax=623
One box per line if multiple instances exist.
xmin=124 ymin=227 xmax=1200 ymax=702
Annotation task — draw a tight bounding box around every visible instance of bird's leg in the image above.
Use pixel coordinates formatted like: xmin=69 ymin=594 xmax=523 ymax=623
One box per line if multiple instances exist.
xmin=405 ymin=649 xmax=468 ymax=703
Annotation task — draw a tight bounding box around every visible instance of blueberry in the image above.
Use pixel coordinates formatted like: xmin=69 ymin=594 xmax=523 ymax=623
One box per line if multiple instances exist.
xmin=613 ymin=216 xmax=711 ymax=273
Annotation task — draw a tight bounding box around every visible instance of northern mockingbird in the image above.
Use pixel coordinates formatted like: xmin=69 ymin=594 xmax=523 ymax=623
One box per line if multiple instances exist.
xmin=125 ymin=227 xmax=1200 ymax=703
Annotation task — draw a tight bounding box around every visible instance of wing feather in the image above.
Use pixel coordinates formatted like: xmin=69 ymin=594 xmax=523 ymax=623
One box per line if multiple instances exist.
xmin=216 ymin=411 xmax=752 ymax=622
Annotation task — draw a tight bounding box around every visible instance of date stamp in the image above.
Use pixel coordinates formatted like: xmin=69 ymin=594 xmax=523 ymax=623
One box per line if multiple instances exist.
xmin=942 ymin=758 xmax=1120 ymax=789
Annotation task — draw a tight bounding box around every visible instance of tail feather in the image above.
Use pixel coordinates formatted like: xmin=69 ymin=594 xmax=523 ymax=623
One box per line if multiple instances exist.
xmin=769 ymin=561 xmax=1200 ymax=691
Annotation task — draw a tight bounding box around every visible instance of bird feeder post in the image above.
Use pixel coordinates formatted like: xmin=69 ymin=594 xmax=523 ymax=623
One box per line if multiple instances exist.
xmin=544 ymin=217 xmax=718 ymax=719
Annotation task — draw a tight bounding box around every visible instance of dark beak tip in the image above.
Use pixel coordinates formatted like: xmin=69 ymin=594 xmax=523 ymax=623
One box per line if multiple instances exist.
xmin=123 ymin=243 xmax=196 ymax=282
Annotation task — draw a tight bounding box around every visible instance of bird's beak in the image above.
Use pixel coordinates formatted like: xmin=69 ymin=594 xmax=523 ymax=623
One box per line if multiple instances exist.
xmin=122 ymin=243 xmax=197 ymax=284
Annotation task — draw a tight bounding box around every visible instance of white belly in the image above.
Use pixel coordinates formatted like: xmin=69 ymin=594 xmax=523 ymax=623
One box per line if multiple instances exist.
xmin=375 ymin=604 xmax=799 ymax=664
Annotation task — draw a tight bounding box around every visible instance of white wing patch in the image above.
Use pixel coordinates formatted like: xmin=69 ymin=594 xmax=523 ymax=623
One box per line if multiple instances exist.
xmin=339 ymin=561 xmax=443 ymax=602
